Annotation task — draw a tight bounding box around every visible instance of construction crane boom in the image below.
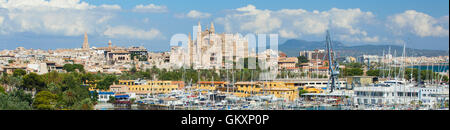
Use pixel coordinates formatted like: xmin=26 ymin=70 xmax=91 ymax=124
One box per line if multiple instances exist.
xmin=325 ymin=30 xmax=340 ymax=93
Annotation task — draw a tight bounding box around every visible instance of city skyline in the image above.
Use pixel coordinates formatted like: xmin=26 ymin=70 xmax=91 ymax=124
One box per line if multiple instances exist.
xmin=0 ymin=0 xmax=449 ymax=51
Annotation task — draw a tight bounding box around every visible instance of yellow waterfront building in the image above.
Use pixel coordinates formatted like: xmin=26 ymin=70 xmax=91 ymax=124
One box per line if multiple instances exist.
xmin=123 ymin=80 xmax=180 ymax=94
xmin=261 ymin=87 xmax=298 ymax=101
xmin=127 ymin=84 xmax=178 ymax=94
xmin=233 ymin=81 xmax=299 ymax=101
xmin=193 ymin=81 xmax=229 ymax=93
xmin=80 ymin=80 xmax=180 ymax=94
xmin=234 ymin=82 xmax=263 ymax=97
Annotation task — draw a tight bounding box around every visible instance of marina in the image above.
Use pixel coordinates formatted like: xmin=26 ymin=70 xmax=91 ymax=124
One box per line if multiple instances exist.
xmin=94 ymin=81 xmax=449 ymax=110
xmin=92 ymin=31 xmax=449 ymax=110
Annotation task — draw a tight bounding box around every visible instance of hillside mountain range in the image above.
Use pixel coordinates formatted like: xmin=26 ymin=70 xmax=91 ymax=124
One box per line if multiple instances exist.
xmin=278 ymin=39 xmax=449 ymax=57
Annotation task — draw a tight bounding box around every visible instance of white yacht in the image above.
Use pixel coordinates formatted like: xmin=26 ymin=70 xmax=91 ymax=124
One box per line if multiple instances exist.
xmin=354 ymin=80 xmax=449 ymax=108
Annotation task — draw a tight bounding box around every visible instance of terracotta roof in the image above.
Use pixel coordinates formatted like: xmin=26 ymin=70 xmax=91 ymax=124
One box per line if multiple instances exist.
xmin=110 ymin=50 xmax=129 ymax=53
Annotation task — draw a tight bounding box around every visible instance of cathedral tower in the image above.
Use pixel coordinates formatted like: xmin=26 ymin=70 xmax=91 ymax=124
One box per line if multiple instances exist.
xmin=188 ymin=32 xmax=193 ymax=65
xmin=210 ymin=22 xmax=215 ymax=34
xmin=197 ymin=21 xmax=202 ymax=65
xmin=82 ymin=32 xmax=89 ymax=50
xmin=108 ymin=40 xmax=112 ymax=48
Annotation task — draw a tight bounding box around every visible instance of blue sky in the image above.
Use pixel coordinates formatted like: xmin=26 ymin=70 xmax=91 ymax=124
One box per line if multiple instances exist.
xmin=0 ymin=0 xmax=448 ymax=51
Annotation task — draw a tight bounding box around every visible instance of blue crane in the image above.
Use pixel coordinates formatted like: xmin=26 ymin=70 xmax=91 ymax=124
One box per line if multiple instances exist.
xmin=325 ymin=30 xmax=340 ymax=93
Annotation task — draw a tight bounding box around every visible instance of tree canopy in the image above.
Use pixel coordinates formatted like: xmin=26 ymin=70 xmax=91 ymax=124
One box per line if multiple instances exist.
xmin=33 ymin=91 xmax=58 ymax=110
xmin=22 ymin=73 xmax=46 ymax=91
xmin=0 ymin=93 xmax=32 ymax=110
xmin=96 ymin=75 xmax=118 ymax=90
xmin=63 ymin=64 xmax=85 ymax=72
xmin=297 ymin=56 xmax=309 ymax=64
xmin=13 ymin=69 xmax=26 ymax=77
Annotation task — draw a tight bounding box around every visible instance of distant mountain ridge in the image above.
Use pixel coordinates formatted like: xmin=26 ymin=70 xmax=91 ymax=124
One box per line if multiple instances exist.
xmin=278 ymin=39 xmax=449 ymax=57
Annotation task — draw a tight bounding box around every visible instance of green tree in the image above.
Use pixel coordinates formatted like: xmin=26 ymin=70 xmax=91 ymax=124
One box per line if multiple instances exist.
xmin=33 ymin=91 xmax=57 ymax=110
xmin=61 ymin=73 xmax=81 ymax=91
xmin=346 ymin=62 xmax=362 ymax=68
xmin=63 ymin=64 xmax=75 ymax=72
xmin=97 ymin=75 xmax=118 ymax=90
xmin=0 ymin=93 xmax=32 ymax=110
xmin=9 ymin=90 xmax=33 ymax=105
xmin=130 ymin=67 xmax=137 ymax=74
xmin=43 ymin=71 xmax=62 ymax=85
xmin=80 ymin=73 xmax=96 ymax=84
xmin=6 ymin=76 xmax=23 ymax=90
xmin=63 ymin=64 xmax=85 ymax=72
xmin=0 ymin=85 xmax=5 ymax=94
xmin=73 ymin=64 xmax=85 ymax=72
xmin=297 ymin=56 xmax=309 ymax=64
xmin=22 ymin=73 xmax=46 ymax=91
xmin=72 ymin=98 xmax=94 ymax=110
xmin=345 ymin=68 xmax=363 ymax=76
xmin=13 ymin=69 xmax=26 ymax=77
xmin=366 ymin=69 xmax=380 ymax=76
xmin=61 ymin=89 xmax=78 ymax=107
xmin=47 ymin=83 xmax=60 ymax=94
xmin=0 ymin=73 xmax=8 ymax=85
xmin=443 ymin=75 xmax=449 ymax=82
xmin=130 ymin=53 xmax=137 ymax=60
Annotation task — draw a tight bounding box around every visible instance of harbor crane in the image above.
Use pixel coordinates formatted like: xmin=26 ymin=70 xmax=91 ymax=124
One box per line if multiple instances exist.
xmin=325 ymin=30 xmax=340 ymax=93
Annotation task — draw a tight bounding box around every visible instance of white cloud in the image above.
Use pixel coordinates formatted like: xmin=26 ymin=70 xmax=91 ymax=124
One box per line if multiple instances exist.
xmin=215 ymin=5 xmax=379 ymax=43
xmin=100 ymin=4 xmax=121 ymax=10
xmin=338 ymin=35 xmax=380 ymax=43
xmin=0 ymin=16 xmax=3 ymax=24
xmin=132 ymin=4 xmax=168 ymax=13
xmin=186 ymin=10 xmax=211 ymax=19
xmin=282 ymin=8 xmax=375 ymax=39
xmin=0 ymin=16 xmax=4 ymax=34
xmin=96 ymin=15 xmax=113 ymax=24
xmin=278 ymin=9 xmax=307 ymax=15
xmin=292 ymin=17 xmax=328 ymax=35
xmin=278 ymin=29 xmax=298 ymax=38
xmin=327 ymin=8 xmax=375 ymax=35
xmin=0 ymin=0 xmax=95 ymax=10
xmin=103 ymin=26 xmax=163 ymax=40
xmin=217 ymin=5 xmax=281 ymax=33
xmin=387 ymin=10 xmax=449 ymax=37
xmin=0 ymin=0 xmax=166 ymax=40
xmin=439 ymin=15 xmax=449 ymax=25
xmin=0 ymin=0 xmax=121 ymax=36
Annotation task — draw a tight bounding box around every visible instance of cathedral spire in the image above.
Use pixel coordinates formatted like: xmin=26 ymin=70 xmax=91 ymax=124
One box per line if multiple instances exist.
xmin=188 ymin=32 xmax=192 ymax=42
xmin=197 ymin=21 xmax=202 ymax=32
xmin=82 ymin=32 xmax=89 ymax=50
xmin=197 ymin=21 xmax=202 ymax=45
xmin=210 ymin=22 xmax=215 ymax=34
xmin=108 ymin=40 xmax=112 ymax=48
